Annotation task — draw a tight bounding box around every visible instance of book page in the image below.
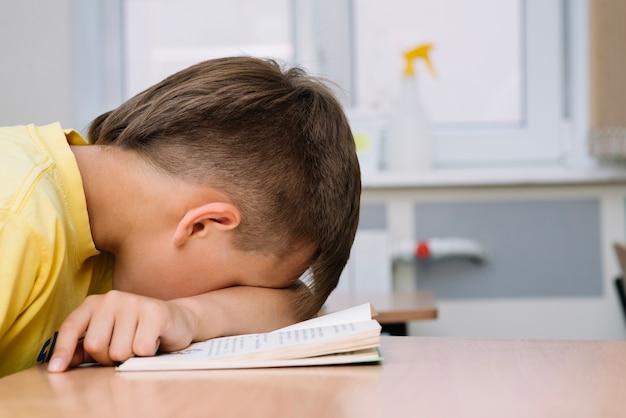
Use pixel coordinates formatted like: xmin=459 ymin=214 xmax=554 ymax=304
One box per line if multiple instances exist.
xmin=166 ymin=320 xmax=378 ymax=360
xmin=275 ymin=302 xmax=375 ymax=332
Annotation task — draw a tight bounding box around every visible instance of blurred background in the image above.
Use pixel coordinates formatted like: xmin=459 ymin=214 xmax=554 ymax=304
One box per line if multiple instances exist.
xmin=3 ymin=0 xmax=626 ymax=340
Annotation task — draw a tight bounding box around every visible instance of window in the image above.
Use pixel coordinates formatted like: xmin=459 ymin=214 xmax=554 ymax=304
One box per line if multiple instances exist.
xmin=296 ymin=0 xmax=568 ymax=167
xmin=124 ymin=0 xmax=292 ymax=98
xmin=79 ymin=0 xmax=579 ymax=168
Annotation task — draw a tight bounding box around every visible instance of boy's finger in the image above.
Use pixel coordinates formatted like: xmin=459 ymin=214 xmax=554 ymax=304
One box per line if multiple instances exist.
xmin=107 ymin=315 xmax=139 ymax=362
xmin=81 ymin=309 xmax=118 ymax=366
xmin=133 ymin=317 xmax=162 ymax=357
xmin=47 ymin=307 xmax=93 ymax=372
xmin=48 ymin=340 xmax=90 ymax=372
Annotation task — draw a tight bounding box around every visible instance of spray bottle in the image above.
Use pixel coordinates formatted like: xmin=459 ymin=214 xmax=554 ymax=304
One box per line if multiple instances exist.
xmin=383 ymin=44 xmax=435 ymax=172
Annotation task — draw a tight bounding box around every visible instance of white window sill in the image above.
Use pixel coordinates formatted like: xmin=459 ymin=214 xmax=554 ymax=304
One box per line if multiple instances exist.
xmin=361 ymin=163 xmax=626 ymax=189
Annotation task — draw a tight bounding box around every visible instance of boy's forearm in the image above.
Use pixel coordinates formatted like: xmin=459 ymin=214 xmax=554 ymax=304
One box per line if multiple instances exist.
xmin=170 ymin=283 xmax=306 ymax=341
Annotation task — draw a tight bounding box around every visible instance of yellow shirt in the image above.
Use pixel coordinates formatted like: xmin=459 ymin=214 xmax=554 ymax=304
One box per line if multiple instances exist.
xmin=0 ymin=123 xmax=112 ymax=377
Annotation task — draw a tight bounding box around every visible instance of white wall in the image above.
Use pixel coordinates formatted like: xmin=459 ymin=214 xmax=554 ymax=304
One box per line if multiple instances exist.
xmin=0 ymin=1 xmax=73 ymax=127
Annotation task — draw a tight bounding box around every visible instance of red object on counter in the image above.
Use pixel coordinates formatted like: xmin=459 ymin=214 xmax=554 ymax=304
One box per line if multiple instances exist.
xmin=416 ymin=241 xmax=431 ymax=259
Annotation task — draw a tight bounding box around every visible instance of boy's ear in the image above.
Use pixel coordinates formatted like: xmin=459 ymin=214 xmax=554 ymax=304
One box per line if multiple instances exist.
xmin=173 ymin=202 xmax=241 ymax=247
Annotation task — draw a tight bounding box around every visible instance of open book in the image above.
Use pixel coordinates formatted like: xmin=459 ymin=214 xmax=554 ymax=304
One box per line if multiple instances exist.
xmin=117 ymin=303 xmax=382 ymax=372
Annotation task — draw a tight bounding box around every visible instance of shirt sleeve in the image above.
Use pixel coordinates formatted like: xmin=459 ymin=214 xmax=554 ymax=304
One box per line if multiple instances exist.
xmin=0 ymin=212 xmax=46 ymax=342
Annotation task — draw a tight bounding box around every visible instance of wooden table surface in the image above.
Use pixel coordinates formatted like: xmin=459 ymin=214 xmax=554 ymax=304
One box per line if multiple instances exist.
xmin=2 ymin=336 xmax=626 ymax=417
xmin=324 ymin=291 xmax=438 ymax=323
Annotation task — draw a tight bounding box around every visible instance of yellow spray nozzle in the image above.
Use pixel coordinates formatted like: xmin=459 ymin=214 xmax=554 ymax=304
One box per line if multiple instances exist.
xmin=403 ymin=44 xmax=435 ymax=77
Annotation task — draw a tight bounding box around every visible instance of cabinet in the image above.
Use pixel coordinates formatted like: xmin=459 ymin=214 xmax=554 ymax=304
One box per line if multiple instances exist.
xmin=349 ymin=168 xmax=626 ymax=339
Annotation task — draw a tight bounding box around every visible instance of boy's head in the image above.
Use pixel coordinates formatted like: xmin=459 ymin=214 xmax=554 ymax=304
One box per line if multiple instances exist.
xmin=88 ymin=56 xmax=361 ymax=319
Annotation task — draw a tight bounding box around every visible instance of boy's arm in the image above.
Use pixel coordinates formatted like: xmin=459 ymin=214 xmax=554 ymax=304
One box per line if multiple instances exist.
xmin=48 ymin=283 xmax=309 ymax=372
xmin=169 ymin=281 xmax=308 ymax=344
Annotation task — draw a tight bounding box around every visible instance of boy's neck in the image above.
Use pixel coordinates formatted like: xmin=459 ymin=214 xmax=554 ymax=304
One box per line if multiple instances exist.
xmin=70 ymin=145 xmax=193 ymax=254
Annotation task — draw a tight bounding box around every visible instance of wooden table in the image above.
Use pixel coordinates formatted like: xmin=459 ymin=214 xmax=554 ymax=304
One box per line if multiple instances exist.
xmin=324 ymin=291 xmax=438 ymax=335
xmin=2 ymin=336 xmax=625 ymax=417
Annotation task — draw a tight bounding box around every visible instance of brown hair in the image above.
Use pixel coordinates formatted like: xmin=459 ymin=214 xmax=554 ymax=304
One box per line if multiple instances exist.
xmin=88 ymin=56 xmax=361 ymax=319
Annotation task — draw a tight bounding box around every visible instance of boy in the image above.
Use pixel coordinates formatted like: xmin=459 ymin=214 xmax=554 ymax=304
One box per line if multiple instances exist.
xmin=0 ymin=56 xmax=361 ymax=376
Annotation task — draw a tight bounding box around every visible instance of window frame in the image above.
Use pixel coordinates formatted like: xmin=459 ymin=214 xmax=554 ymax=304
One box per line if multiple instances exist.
xmin=293 ymin=0 xmax=569 ymax=168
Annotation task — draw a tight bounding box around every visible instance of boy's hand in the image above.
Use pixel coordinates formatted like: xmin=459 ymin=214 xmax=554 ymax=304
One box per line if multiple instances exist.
xmin=47 ymin=290 xmax=197 ymax=372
